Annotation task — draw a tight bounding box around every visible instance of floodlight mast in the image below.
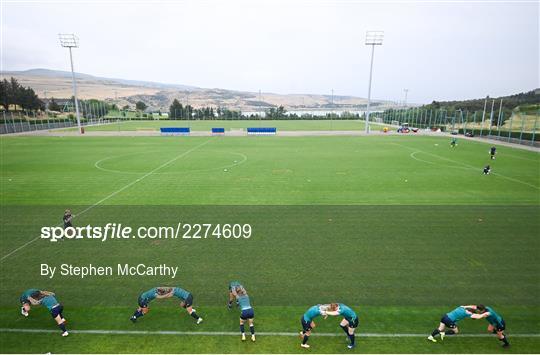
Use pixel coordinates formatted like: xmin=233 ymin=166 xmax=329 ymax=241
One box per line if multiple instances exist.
xmin=59 ymin=34 xmax=82 ymax=134
xmin=364 ymin=31 xmax=384 ymax=134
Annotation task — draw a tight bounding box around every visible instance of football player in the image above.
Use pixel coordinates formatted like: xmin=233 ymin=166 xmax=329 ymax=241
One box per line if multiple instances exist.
xmin=299 ymin=304 xmax=336 ymax=349
xmin=26 ymin=290 xmax=69 ymax=337
xmin=325 ymin=303 xmax=359 ymax=349
xmin=173 ymin=286 xmax=203 ymax=324
xmin=469 ymin=304 xmax=510 ymax=347
xmin=428 ymin=306 xmax=474 ymax=342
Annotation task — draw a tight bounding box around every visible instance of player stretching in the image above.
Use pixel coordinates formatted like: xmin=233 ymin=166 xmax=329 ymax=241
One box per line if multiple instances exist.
xmin=490 ymin=146 xmax=497 ymax=160
xmin=326 ymin=303 xmax=359 ymax=349
xmin=228 ymin=280 xmax=243 ymax=309
xmin=173 ymin=286 xmax=203 ymax=324
xmin=428 ymin=306 xmax=473 ymax=342
xmin=230 ymin=284 xmax=255 ymax=341
xmin=24 ymin=290 xmax=69 ymax=337
xmin=130 ymin=287 xmax=173 ymax=322
xmin=470 ymin=304 xmax=510 ymax=347
xmin=299 ymin=304 xmax=335 ymax=349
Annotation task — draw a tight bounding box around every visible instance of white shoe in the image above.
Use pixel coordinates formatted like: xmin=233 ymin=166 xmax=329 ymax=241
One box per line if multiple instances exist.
xmin=251 ymin=334 xmax=256 ymax=342
xmin=21 ymin=307 xmax=28 ymax=317
xmin=61 ymin=331 xmax=69 ymax=337
xmin=440 ymin=332 xmax=445 ymax=341
xmin=197 ymin=317 xmax=203 ymax=324
xmin=427 ymin=335 xmax=437 ymax=343
xmin=301 ymin=343 xmax=310 ymax=348
xmin=241 ymin=333 xmax=246 ymax=341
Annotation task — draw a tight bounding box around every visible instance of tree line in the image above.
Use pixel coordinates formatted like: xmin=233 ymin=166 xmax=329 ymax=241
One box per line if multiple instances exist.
xmin=0 ymin=77 xmax=44 ymax=112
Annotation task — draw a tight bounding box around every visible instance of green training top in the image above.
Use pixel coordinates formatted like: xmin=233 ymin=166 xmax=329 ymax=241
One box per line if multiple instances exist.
xmin=173 ymin=287 xmax=190 ymax=301
xmin=446 ymin=306 xmax=471 ymax=322
xmin=303 ymin=305 xmax=323 ymax=323
xmin=40 ymin=295 xmax=60 ymax=311
xmin=140 ymin=288 xmax=158 ymax=303
xmin=485 ymin=306 xmax=503 ymax=326
xmin=20 ymin=289 xmax=40 ymax=302
xmin=229 ymin=281 xmax=243 ymax=290
xmin=338 ymin=303 xmax=357 ymax=322
xmin=237 ymin=294 xmax=252 ymax=310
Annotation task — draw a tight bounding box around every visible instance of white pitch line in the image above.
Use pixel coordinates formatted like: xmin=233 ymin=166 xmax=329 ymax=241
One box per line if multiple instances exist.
xmin=0 ymin=138 xmax=214 ymax=262
xmin=0 ymin=328 xmax=539 ymax=337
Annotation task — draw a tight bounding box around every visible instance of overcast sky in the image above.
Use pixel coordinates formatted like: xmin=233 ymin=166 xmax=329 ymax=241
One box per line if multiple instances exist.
xmin=2 ymin=0 xmax=539 ymax=103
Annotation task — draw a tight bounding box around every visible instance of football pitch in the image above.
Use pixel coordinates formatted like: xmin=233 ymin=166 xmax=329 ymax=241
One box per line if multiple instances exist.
xmin=1 ymin=134 xmax=539 ymax=353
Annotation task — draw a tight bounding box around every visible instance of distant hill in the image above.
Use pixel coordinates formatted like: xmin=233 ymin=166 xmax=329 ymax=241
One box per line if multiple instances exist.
xmin=3 ymin=68 xmax=395 ymax=112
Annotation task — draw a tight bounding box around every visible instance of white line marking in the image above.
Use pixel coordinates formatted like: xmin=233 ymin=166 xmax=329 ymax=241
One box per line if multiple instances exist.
xmin=94 ymin=150 xmax=247 ymax=175
xmin=0 ymin=328 xmax=538 ymax=337
xmin=0 ymin=139 xmax=214 ymax=261
xmin=393 ymin=143 xmax=540 ymax=190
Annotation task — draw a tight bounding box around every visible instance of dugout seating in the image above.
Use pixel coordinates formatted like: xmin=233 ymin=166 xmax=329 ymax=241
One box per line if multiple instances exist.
xmin=160 ymin=127 xmax=190 ymax=135
xmin=247 ymin=127 xmax=277 ymax=135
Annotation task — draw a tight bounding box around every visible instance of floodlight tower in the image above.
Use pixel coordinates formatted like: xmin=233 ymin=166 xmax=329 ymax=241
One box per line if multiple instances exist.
xmin=59 ymin=34 xmax=82 ymax=134
xmin=403 ymin=89 xmax=409 ymax=107
xmin=364 ymin=30 xmax=384 ymax=134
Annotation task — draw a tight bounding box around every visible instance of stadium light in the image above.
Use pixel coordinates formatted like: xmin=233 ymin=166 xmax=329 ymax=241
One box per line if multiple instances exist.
xmin=364 ymin=30 xmax=384 ymax=134
xmin=59 ymin=34 xmax=82 ymax=134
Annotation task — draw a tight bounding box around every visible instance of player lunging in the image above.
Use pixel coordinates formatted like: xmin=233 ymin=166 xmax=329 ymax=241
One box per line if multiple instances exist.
xmin=450 ymin=137 xmax=457 ymax=148
xmin=428 ymin=305 xmax=473 ymax=342
xmin=300 ymin=304 xmax=336 ymax=349
xmin=131 ymin=287 xmax=173 ymax=322
xmin=173 ymin=286 xmax=203 ymax=324
xmin=470 ymin=304 xmax=510 ymax=347
xmin=325 ymin=303 xmax=359 ymax=349
xmin=23 ymin=290 xmax=69 ymax=337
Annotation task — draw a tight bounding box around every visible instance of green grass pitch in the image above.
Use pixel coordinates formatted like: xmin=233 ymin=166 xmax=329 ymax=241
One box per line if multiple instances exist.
xmin=1 ymin=134 xmax=539 ymax=353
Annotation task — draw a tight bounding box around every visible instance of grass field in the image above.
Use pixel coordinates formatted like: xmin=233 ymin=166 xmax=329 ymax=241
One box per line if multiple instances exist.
xmin=1 ymin=134 xmax=539 ymax=353
xmin=63 ymin=119 xmax=373 ymax=132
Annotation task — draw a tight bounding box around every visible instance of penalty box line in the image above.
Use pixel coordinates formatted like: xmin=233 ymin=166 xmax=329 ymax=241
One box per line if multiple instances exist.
xmin=0 ymin=138 xmax=214 ymax=262
xmin=0 ymin=328 xmax=539 ymax=337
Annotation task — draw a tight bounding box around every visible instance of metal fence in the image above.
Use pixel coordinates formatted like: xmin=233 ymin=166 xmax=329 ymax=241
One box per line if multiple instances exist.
xmin=0 ymin=111 xmax=118 ymax=134
xmin=371 ymin=107 xmax=539 ymax=147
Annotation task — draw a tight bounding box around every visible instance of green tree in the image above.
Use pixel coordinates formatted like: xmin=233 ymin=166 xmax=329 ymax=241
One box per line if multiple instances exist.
xmin=169 ymin=99 xmax=183 ymax=119
xmin=135 ymin=101 xmax=147 ymax=111
xmin=48 ymin=98 xmax=61 ymax=111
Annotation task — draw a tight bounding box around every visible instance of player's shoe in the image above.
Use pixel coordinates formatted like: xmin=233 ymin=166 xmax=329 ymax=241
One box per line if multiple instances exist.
xmin=502 ymin=343 xmax=510 ymax=348
xmin=241 ymin=333 xmax=246 ymax=341
xmin=130 ymin=316 xmax=137 ymax=323
xmin=21 ymin=307 xmax=28 ymax=317
xmin=440 ymin=332 xmax=445 ymax=341
xmin=61 ymin=331 xmax=69 ymax=337
xmin=197 ymin=317 xmax=203 ymax=324
xmin=347 ymin=344 xmax=355 ymax=349
xmin=301 ymin=344 xmax=310 ymax=349
xmin=251 ymin=334 xmax=256 ymax=342
xmin=427 ymin=335 xmax=437 ymax=343
xmin=227 ymin=303 xmax=232 ymax=310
